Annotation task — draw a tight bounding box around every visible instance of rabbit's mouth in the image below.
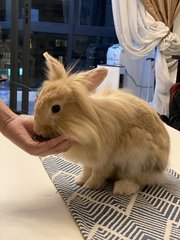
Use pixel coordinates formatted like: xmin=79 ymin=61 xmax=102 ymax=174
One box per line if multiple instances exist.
xmin=33 ymin=122 xmax=60 ymax=141
xmin=33 ymin=128 xmax=62 ymax=141
xmin=33 ymin=134 xmax=52 ymax=142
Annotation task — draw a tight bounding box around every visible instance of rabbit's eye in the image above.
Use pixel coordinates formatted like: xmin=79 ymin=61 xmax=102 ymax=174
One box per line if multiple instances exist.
xmin=51 ymin=104 xmax=61 ymax=113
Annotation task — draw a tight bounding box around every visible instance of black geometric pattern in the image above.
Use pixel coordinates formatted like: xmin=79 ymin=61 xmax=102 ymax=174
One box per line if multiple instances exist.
xmin=41 ymin=155 xmax=180 ymax=240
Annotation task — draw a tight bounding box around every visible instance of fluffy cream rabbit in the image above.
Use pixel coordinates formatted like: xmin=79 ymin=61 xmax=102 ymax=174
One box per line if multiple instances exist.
xmin=34 ymin=52 xmax=170 ymax=195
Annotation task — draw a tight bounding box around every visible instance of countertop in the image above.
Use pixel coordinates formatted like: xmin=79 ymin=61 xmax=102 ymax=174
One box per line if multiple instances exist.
xmin=0 ymin=125 xmax=180 ymax=240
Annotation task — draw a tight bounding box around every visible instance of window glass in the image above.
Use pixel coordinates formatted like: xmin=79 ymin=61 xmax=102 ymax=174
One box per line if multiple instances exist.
xmin=31 ymin=0 xmax=69 ymax=23
xmin=79 ymin=0 xmax=114 ymax=26
xmin=30 ymin=32 xmax=68 ymax=87
xmin=72 ymin=35 xmax=116 ymax=71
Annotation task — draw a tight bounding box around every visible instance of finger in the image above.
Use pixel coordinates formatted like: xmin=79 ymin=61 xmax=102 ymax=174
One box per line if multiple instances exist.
xmin=38 ymin=139 xmax=73 ymax=157
xmin=28 ymin=135 xmax=72 ymax=156
xmin=21 ymin=115 xmax=35 ymax=135
xmin=48 ymin=135 xmax=70 ymax=143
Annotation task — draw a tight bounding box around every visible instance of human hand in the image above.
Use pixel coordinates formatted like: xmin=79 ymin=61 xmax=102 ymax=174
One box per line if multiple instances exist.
xmin=1 ymin=114 xmax=73 ymax=156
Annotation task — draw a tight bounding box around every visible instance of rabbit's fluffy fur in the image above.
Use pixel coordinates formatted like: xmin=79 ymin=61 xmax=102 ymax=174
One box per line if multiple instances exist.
xmin=34 ymin=52 xmax=170 ymax=195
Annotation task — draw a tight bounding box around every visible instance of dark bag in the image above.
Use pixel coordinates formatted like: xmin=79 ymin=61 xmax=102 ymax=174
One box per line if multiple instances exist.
xmin=169 ymin=82 xmax=180 ymax=130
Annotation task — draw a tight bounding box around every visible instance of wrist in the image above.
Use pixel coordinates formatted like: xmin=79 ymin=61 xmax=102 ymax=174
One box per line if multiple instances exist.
xmin=0 ymin=99 xmax=17 ymax=133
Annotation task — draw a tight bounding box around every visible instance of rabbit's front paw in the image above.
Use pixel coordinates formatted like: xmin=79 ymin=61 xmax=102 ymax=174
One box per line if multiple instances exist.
xmin=75 ymin=169 xmax=91 ymax=186
xmin=83 ymin=178 xmax=103 ymax=190
xmin=75 ymin=174 xmax=88 ymax=186
xmin=113 ymin=179 xmax=140 ymax=195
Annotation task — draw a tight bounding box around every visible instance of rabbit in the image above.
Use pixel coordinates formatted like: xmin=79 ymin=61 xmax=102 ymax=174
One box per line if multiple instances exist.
xmin=33 ymin=52 xmax=170 ymax=195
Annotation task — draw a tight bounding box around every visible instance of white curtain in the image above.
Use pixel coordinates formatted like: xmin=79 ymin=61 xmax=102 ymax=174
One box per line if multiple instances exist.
xmin=112 ymin=0 xmax=180 ymax=116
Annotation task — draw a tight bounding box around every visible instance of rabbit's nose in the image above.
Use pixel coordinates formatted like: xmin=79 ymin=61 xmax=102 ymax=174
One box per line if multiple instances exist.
xmin=33 ymin=124 xmax=50 ymax=141
xmin=33 ymin=122 xmax=43 ymax=137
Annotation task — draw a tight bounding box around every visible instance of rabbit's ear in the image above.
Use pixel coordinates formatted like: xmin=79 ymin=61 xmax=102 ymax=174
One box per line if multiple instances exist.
xmin=43 ymin=52 xmax=67 ymax=80
xmin=84 ymin=68 xmax=108 ymax=91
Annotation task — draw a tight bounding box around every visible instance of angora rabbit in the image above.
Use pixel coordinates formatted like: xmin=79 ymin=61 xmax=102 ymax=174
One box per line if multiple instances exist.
xmin=34 ymin=52 xmax=170 ymax=195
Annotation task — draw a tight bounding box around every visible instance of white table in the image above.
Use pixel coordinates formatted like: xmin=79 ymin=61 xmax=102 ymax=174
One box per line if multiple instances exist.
xmin=0 ymin=125 xmax=180 ymax=240
xmin=0 ymin=133 xmax=83 ymax=240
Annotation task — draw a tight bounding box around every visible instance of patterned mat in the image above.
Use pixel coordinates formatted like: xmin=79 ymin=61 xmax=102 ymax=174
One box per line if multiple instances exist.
xmin=41 ymin=155 xmax=180 ymax=240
